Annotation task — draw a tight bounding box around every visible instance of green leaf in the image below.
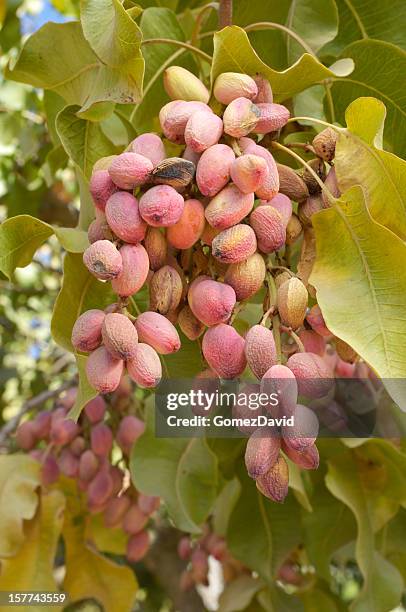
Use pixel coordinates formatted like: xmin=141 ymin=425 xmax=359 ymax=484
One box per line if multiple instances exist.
xmin=231 ymin=1 xmax=290 ymax=71
xmin=0 ymin=215 xmax=88 ymax=280
xmin=6 ymin=21 xmax=144 ymax=116
xmin=326 ymin=450 xmax=404 ymax=612
xmin=322 ymin=0 xmax=406 ymax=56
xmin=0 ymin=216 xmax=53 ymax=279
xmin=212 ymin=477 xmax=241 ymax=537
xmin=330 ymin=40 xmax=406 ymax=157
xmin=81 ymin=0 xmax=142 ymax=68
xmin=43 ymin=91 xmax=66 ymax=147
xmin=303 ymin=483 xmax=356 ymax=581
xmin=218 ymin=575 xmax=263 ymax=612
xmin=211 ymin=26 xmax=347 ymax=103
xmin=63 ymin=482 xmax=138 ymax=612
xmin=163 ymin=332 xmax=204 ymax=378
xmin=335 ymin=97 xmax=406 ymax=239
xmin=0 ymin=455 xmax=41 ymax=558
xmin=310 ymin=186 xmax=406 ymax=410
xmin=286 ymin=0 xmax=338 ymax=61
xmin=130 ymin=408 xmax=218 ymax=533
xmin=258 ymin=586 xmax=304 ymax=612
xmin=51 ymin=252 xmax=115 ymax=352
xmin=68 ymin=354 xmax=98 ymax=421
xmin=0 ymin=489 xmax=65 ymax=609
xmin=135 ymin=7 xmax=196 ymax=132
xmin=300 ymin=584 xmax=346 ymax=612
xmin=376 ymin=509 xmax=406 ymax=582
xmin=54 ymin=227 xmax=90 ymax=252
xmin=227 ymin=467 xmax=302 ymax=584
xmin=286 ymin=459 xmax=312 ymax=512
xmin=56 ymin=105 xmax=118 ymax=179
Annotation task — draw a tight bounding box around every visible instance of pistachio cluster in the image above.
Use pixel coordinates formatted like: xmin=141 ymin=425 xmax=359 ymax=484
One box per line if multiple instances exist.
xmin=15 ymin=385 xmax=158 ymax=563
xmin=73 ymin=65 xmax=360 ymax=502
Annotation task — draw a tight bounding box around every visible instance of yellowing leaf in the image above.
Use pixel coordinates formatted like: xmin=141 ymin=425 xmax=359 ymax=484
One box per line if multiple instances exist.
xmin=335 ymin=98 xmax=406 ymax=239
xmin=0 ymin=489 xmax=65 ymax=611
xmin=310 ymin=186 xmax=406 ymax=410
xmin=86 ymin=512 xmax=127 ymax=555
xmin=0 ymin=455 xmax=41 ymax=558
xmin=63 ymin=483 xmax=137 ymax=612
xmin=211 ymin=26 xmax=347 ymax=102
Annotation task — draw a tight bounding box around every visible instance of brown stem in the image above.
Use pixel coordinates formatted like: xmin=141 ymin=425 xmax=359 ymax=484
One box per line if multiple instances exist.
xmin=219 ymin=0 xmax=233 ymax=28
xmin=0 ymin=379 xmax=76 ymax=447
xmin=280 ymin=325 xmax=305 ymax=353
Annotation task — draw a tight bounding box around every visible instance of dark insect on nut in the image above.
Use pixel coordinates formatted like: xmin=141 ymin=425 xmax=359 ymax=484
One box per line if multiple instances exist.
xmin=149 ymin=157 xmax=195 ymax=190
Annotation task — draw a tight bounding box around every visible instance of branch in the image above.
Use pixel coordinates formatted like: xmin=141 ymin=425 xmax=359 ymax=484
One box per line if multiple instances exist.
xmin=244 ymin=22 xmax=314 ymax=56
xmin=0 ymin=379 xmax=76 ymax=447
xmin=219 ymin=0 xmax=232 ymax=28
xmin=141 ymin=39 xmax=212 ymax=63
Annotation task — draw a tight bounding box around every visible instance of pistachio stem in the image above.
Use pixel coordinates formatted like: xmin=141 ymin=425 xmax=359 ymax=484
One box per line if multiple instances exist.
xmin=284 ymin=142 xmax=315 ymax=154
xmin=280 ymin=325 xmax=305 ymax=353
xmin=271 ymin=141 xmax=335 ymax=204
xmin=141 ymin=39 xmax=213 ymax=63
xmin=227 ymin=137 xmax=242 ymax=157
xmin=266 ymin=271 xmax=282 ymax=364
xmin=244 ymin=22 xmax=314 ymax=56
xmin=129 ymin=296 xmax=141 ymax=316
xmin=230 ymin=301 xmax=246 ymax=324
xmin=287 ymin=116 xmax=343 ymax=131
xmin=260 ymin=305 xmax=275 ymax=326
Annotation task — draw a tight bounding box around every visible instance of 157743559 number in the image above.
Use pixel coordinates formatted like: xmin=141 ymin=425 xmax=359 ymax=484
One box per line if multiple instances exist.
xmin=0 ymin=592 xmax=67 ymax=606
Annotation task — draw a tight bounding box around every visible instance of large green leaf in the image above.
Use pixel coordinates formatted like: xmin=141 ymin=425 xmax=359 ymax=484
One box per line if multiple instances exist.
xmin=376 ymin=509 xmax=406 ymax=583
xmin=6 ymin=21 xmax=144 ymax=117
xmin=227 ymin=467 xmax=302 ymax=584
xmin=322 ymin=0 xmax=406 ymax=56
xmin=286 ymin=0 xmax=338 ymax=61
xmin=335 ymin=97 xmax=406 ymax=240
xmin=130 ymin=408 xmax=218 ymax=533
xmin=232 ymin=0 xmax=290 ymax=71
xmin=329 ymin=40 xmax=406 ymax=157
xmin=51 ymin=252 xmax=115 ymax=352
xmin=326 ymin=449 xmax=404 ymax=612
xmin=218 ymin=575 xmax=263 ymax=612
xmin=134 ymin=7 xmax=196 ymax=132
xmin=81 ymin=0 xmax=143 ymax=68
xmin=56 ymin=105 xmax=118 ymax=179
xmin=211 ymin=26 xmax=349 ymax=103
xmin=0 ymin=489 xmax=65 ymax=608
xmin=303 ymin=484 xmax=356 ymax=581
xmin=163 ymin=332 xmax=204 ymax=378
xmin=0 ymin=455 xmax=41 ymax=558
xmin=310 ymin=186 xmax=406 ymax=411
xmin=0 ymin=215 xmax=88 ymax=279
